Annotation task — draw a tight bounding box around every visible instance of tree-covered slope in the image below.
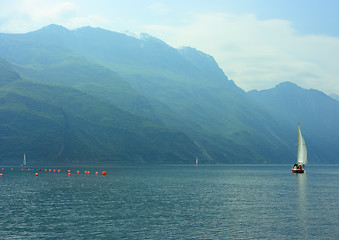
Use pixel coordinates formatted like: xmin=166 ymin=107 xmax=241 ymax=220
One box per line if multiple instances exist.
xmin=63 ymin=26 xmax=293 ymax=163
xmin=0 ymin=58 xmax=20 ymax=85
xmin=2 ymin=25 xmax=338 ymax=163
xmin=0 ymin=61 xmax=200 ymax=165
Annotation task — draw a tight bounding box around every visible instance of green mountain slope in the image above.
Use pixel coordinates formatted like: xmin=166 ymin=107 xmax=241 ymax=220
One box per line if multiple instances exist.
xmin=0 ymin=25 xmax=295 ymax=163
xmin=0 ymin=61 xmax=200 ymax=165
xmin=0 ymin=58 xmax=20 ymax=85
xmin=63 ymin=26 xmax=293 ymax=163
xmin=3 ymin=25 xmax=337 ymax=163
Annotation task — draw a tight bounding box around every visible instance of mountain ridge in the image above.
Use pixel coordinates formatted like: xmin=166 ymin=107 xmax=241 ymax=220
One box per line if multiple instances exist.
xmin=0 ymin=25 xmax=338 ymax=164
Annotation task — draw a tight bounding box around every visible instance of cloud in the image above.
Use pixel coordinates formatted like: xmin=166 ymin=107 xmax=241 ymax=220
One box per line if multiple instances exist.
xmin=143 ymin=13 xmax=339 ymax=94
xmin=67 ymin=15 xmax=108 ymax=29
xmin=148 ymin=2 xmax=171 ymax=16
xmin=0 ymin=0 xmax=75 ymax=31
xmin=28 ymin=1 xmax=76 ymax=21
xmin=0 ymin=0 xmax=107 ymax=32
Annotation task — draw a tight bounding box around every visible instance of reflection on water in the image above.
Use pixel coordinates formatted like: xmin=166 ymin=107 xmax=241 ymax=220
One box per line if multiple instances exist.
xmin=297 ymin=173 xmax=307 ymax=207
xmin=296 ymin=173 xmax=307 ymax=234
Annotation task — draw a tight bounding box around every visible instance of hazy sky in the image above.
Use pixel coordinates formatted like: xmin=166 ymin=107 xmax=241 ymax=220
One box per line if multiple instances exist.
xmin=1 ymin=0 xmax=338 ymax=94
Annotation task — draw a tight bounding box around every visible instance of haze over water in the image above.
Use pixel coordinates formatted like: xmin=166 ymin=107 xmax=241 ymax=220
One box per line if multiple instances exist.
xmin=0 ymin=164 xmax=338 ymax=239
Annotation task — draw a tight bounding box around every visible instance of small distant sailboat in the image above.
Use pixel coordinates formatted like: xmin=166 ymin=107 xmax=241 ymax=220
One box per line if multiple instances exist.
xmin=195 ymin=157 xmax=199 ymax=166
xmin=22 ymin=153 xmax=27 ymax=166
xmin=292 ymin=123 xmax=307 ymax=173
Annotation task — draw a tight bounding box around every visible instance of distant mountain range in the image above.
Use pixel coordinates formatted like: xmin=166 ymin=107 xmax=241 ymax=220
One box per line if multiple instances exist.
xmin=0 ymin=24 xmax=338 ymax=164
xmin=248 ymin=82 xmax=339 ymax=163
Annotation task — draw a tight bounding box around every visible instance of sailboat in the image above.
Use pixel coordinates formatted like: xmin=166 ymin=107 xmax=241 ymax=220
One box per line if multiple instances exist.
xmin=195 ymin=157 xmax=199 ymax=166
xmin=22 ymin=153 xmax=27 ymax=166
xmin=292 ymin=123 xmax=307 ymax=173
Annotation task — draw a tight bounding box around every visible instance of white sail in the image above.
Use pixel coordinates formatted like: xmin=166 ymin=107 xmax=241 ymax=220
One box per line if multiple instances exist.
xmin=23 ymin=153 xmax=26 ymax=166
xmin=297 ymin=124 xmax=307 ymax=164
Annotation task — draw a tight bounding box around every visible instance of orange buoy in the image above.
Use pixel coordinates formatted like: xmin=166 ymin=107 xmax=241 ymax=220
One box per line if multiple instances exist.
xmin=77 ymin=170 xmax=80 ymax=174
xmin=35 ymin=173 xmax=38 ymax=176
xmin=68 ymin=170 xmax=71 ymax=173
xmin=1 ymin=168 xmax=4 ymax=170
xmin=21 ymin=168 xmax=24 ymax=171
xmin=53 ymin=169 xmax=56 ymax=172
xmin=28 ymin=169 xmax=31 ymax=171
xmin=95 ymin=172 xmax=98 ymax=175
xmin=58 ymin=170 xmax=60 ymax=173
xmin=85 ymin=171 xmax=87 ymax=174
xmin=49 ymin=169 xmax=52 ymax=172
xmin=88 ymin=171 xmax=90 ymax=174
xmin=11 ymin=168 xmax=13 ymax=171
xmin=68 ymin=173 xmax=71 ymax=176
xmin=102 ymin=171 xmax=107 ymax=176
xmin=45 ymin=169 xmax=47 ymax=172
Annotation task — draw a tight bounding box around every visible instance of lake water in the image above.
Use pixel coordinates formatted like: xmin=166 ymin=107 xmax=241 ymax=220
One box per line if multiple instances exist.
xmin=0 ymin=164 xmax=338 ymax=239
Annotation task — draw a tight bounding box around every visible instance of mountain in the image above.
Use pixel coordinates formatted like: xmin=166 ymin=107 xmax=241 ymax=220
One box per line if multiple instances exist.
xmin=0 ymin=59 xmax=200 ymax=165
xmin=63 ymin=26 xmax=296 ymax=163
xmin=0 ymin=25 xmax=338 ymax=164
xmin=330 ymin=93 xmax=339 ymax=101
xmin=248 ymin=82 xmax=339 ymax=163
xmin=0 ymin=58 xmax=20 ymax=85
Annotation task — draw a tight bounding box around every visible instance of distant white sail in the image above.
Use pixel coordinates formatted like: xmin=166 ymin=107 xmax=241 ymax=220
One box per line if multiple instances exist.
xmin=297 ymin=124 xmax=307 ymax=165
xmin=23 ymin=153 xmax=26 ymax=166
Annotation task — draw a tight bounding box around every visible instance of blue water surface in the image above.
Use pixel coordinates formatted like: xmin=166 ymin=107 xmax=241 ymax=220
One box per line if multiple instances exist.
xmin=0 ymin=164 xmax=338 ymax=239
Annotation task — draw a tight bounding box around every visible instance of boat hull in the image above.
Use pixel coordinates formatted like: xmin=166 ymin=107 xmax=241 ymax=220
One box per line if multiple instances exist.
xmin=292 ymin=168 xmax=304 ymax=173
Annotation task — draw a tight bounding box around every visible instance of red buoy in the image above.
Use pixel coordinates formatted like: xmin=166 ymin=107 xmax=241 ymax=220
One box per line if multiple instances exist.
xmin=11 ymin=168 xmax=13 ymax=171
xmin=1 ymin=168 xmax=4 ymax=170
xmin=102 ymin=171 xmax=107 ymax=176
xmin=68 ymin=173 xmax=71 ymax=176
xmin=85 ymin=171 xmax=87 ymax=174
xmin=77 ymin=170 xmax=80 ymax=174
xmin=35 ymin=173 xmax=38 ymax=176
xmin=53 ymin=169 xmax=56 ymax=172
xmin=0 ymin=173 xmax=3 ymax=177
xmin=45 ymin=169 xmax=47 ymax=172
xmin=58 ymin=170 xmax=60 ymax=173
xmin=49 ymin=169 xmax=51 ymax=172
xmin=95 ymin=172 xmax=98 ymax=175
xmin=68 ymin=170 xmax=71 ymax=173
